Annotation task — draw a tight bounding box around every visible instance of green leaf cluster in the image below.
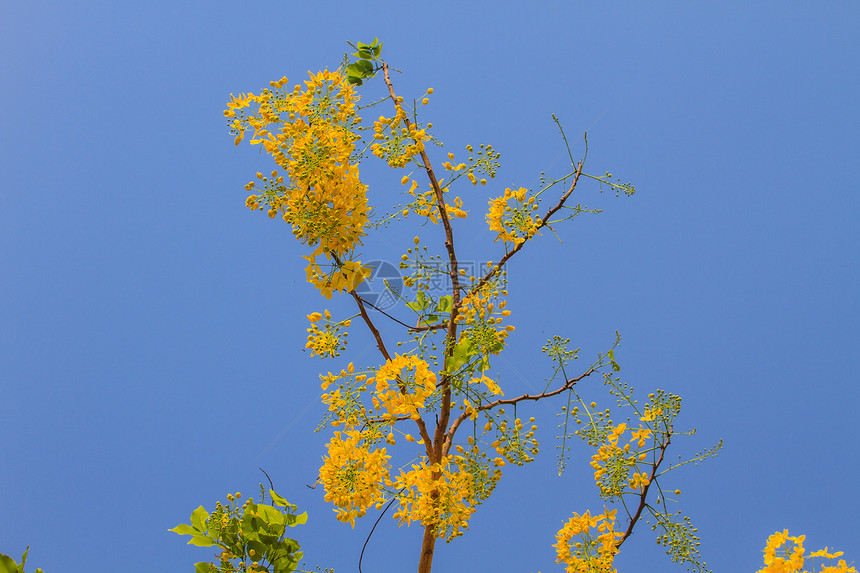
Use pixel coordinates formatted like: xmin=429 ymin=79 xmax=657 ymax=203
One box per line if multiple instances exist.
xmin=0 ymin=547 xmax=43 ymax=573
xmin=406 ymin=292 xmax=452 ymax=326
xmin=170 ymin=490 xmax=307 ymax=573
xmin=345 ymin=38 xmax=382 ymax=86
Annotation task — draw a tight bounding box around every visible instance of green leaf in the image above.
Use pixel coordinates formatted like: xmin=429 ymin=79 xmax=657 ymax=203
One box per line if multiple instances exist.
xmin=421 ymin=314 xmax=440 ymax=325
xmin=247 ymin=539 xmax=269 ymax=557
xmin=445 ymin=338 xmax=474 ymax=374
xmin=0 ymin=554 xmax=19 ymax=573
xmin=224 ymin=517 xmax=240 ymax=536
xmin=241 ymin=513 xmax=262 ymax=540
xmin=350 ymin=39 xmax=382 ymax=62
xmin=436 ymin=295 xmax=453 ymax=314
xmin=407 ymin=291 xmax=431 ymax=312
xmin=195 ymin=562 xmax=217 ymax=573
xmin=269 ymin=489 xmax=294 ymax=510
xmin=168 ymin=523 xmax=199 ymax=536
xmin=190 ymin=506 xmax=209 ymax=531
xmin=272 ymin=553 xmax=299 ymax=573
xmin=293 ymin=511 xmax=308 ymax=526
xmin=257 ymin=504 xmax=287 ymax=526
xmin=257 ymin=531 xmax=280 ymax=546
xmin=187 ymin=535 xmax=218 ymax=548
xmin=346 ymin=61 xmax=373 ymax=80
xmin=607 ymin=349 xmax=621 ymax=372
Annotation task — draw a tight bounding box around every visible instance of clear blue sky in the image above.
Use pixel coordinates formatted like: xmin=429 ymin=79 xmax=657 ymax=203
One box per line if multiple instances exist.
xmin=2 ymin=2 xmax=858 ymax=572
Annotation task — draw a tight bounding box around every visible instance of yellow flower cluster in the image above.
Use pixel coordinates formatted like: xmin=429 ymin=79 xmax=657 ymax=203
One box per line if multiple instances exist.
xmin=445 ymin=195 xmax=468 ymax=219
xmin=400 ymin=176 xmax=467 ymax=223
xmin=639 ymin=405 xmax=663 ymax=422
xmin=372 ymin=354 xmax=437 ymax=420
xmin=319 ymin=363 xmax=369 ymax=428
xmin=468 ymin=374 xmax=503 ymax=396
xmin=370 ymin=95 xmax=431 ymax=168
xmin=313 ymin=351 xmax=506 ymax=541
xmin=554 ymin=509 xmax=623 ymax=573
xmin=304 ymin=256 xmax=371 ymax=300
xmin=492 ymin=417 xmax=539 ymax=466
xmin=455 ymin=288 xmax=514 ymax=356
xmin=442 ymin=150 xmax=489 ymax=187
xmin=402 ymin=178 xmax=438 ymax=222
xmin=589 ymin=423 xmax=652 ymax=499
xmin=226 ymin=70 xmax=370 ymax=298
xmin=392 ymin=456 xmax=476 ymax=541
xmin=453 ymin=443 xmax=503 ymax=504
xmin=319 ymin=427 xmax=391 ymax=527
xmin=305 ymin=310 xmax=350 ymax=358
xmin=486 ymin=187 xmax=542 ymax=245
xmin=758 ymin=530 xmax=856 ymax=573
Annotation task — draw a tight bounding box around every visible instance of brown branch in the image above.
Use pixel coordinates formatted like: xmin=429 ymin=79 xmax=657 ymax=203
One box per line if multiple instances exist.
xmin=417 ymin=524 xmax=437 ymax=573
xmin=382 ymin=63 xmax=463 ymax=465
xmin=329 ymin=256 xmax=433 ymax=456
xmin=381 ymin=64 xmax=462 ymax=310
xmin=342 ymin=293 xmax=432 ymax=456
xmin=616 ymin=429 xmax=671 ymax=549
xmin=471 ymin=158 xmax=586 ymax=296
xmin=347 ymin=287 xmax=434 ymax=456
xmin=348 ymin=289 xmax=391 ymax=361
xmin=442 ymin=365 xmax=598 ymax=456
xmin=328 ymin=252 xmax=393 ymax=360
xmin=410 ymin=322 xmax=447 ymax=333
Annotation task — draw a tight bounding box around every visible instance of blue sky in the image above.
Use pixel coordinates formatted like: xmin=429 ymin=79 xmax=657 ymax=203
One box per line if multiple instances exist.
xmin=2 ymin=2 xmax=858 ymax=572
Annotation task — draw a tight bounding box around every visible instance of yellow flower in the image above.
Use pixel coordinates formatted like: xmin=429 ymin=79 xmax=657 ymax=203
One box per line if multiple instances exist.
xmin=486 ymin=187 xmax=541 ymax=244
xmin=228 ymin=69 xmax=370 ymax=298
xmin=305 ymin=310 xmax=350 ymax=358
xmin=392 ymin=457 xmax=476 ymax=541
xmin=810 ymin=548 xmax=844 ymax=559
xmin=319 ymin=428 xmax=391 ymax=527
xmin=554 ymin=509 xmax=622 ymax=573
xmin=628 ymin=471 xmax=650 ymax=493
xmin=630 ymin=425 xmax=652 ymax=448
xmin=469 ymin=374 xmax=503 ymax=396
xmin=374 ymin=355 xmax=437 ymax=419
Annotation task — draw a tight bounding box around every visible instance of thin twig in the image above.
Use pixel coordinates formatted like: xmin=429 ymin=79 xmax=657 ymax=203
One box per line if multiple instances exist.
xmin=470 ymin=157 xmax=586 ymax=296
xmin=360 ymin=296 xmax=415 ymax=330
xmin=442 ymin=366 xmax=598 ymax=456
xmin=382 ymin=63 xmax=461 ymax=464
xmin=616 ymin=430 xmax=671 ymax=548
xmin=358 ymin=493 xmax=402 ymax=573
xmin=259 ymin=467 xmax=275 ymax=491
xmin=349 ymin=289 xmax=392 ymax=361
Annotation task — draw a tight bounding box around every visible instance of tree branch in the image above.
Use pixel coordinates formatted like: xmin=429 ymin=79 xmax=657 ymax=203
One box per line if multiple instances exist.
xmin=382 ymin=63 xmax=462 ymax=465
xmin=442 ymin=365 xmax=598 ymax=456
xmin=471 ymin=157 xmax=585 ymax=295
xmin=616 ymin=429 xmax=671 ymax=548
